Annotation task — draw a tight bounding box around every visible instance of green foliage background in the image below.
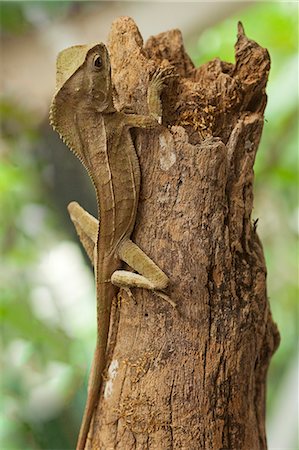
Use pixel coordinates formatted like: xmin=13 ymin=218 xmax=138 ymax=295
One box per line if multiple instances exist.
xmin=1 ymin=2 xmax=298 ymax=449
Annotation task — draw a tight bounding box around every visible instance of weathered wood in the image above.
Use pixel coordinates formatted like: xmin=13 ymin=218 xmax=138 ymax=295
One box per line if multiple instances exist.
xmin=90 ymin=17 xmax=279 ymax=450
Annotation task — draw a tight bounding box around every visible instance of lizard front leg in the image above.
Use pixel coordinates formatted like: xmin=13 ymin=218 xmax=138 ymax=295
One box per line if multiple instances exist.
xmin=147 ymin=66 xmax=175 ymax=123
xmin=124 ymin=66 xmax=175 ymax=129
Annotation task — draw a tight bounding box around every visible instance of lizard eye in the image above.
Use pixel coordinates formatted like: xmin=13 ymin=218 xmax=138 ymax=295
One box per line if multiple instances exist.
xmin=94 ymin=56 xmax=102 ymax=69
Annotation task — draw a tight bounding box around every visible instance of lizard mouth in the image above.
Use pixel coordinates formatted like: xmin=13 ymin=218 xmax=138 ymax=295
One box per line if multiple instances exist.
xmin=92 ymin=91 xmax=109 ymax=112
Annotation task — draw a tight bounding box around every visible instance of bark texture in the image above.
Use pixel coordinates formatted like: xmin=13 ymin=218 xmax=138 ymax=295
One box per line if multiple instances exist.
xmin=90 ymin=17 xmax=279 ymax=450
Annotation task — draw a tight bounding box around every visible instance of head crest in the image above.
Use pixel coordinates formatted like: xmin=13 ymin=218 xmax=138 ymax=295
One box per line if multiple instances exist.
xmin=56 ymin=44 xmax=98 ymax=91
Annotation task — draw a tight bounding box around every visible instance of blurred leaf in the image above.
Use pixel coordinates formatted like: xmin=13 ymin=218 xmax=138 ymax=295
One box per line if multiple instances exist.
xmin=0 ymin=1 xmax=75 ymax=35
xmin=0 ymin=2 xmax=29 ymax=34
xmin=1 ymin=289 xmax=71 ymax=362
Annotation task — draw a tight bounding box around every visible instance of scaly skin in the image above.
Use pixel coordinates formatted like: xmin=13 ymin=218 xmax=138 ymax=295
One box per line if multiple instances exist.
xmin=50 ymin=43 xmax=170 ymax=450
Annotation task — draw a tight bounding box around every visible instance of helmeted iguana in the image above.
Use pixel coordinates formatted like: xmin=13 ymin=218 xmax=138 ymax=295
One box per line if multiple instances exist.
xmin=50 ymin=42 xmax=173 ymax=450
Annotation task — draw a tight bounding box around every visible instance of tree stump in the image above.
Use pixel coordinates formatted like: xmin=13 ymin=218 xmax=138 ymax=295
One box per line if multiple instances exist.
xmin=89 ymin=17 xmax=280 ymax=450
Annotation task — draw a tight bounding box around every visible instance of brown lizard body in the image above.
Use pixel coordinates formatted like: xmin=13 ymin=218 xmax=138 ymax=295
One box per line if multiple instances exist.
xmin=50 ymin=43 xmax=172 ymax=450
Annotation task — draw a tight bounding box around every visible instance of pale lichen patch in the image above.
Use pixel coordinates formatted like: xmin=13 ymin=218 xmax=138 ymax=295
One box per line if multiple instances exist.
xmin=104 ymin=359 xmax=119 ymax=399
xmin=159 ymin=132 xmax=176 ymax=171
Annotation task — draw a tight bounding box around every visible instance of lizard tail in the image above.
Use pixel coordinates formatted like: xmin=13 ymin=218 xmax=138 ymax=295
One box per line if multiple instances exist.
xmin=76 ymin=341 xmax=106 ymax=450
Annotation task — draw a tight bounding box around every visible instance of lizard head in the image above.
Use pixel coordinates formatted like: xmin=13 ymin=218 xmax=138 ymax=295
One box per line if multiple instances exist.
xmin=54 ymin=43 xmax=113 ymax=113
xmin=50 ymin=43 xmax=114 ymax=166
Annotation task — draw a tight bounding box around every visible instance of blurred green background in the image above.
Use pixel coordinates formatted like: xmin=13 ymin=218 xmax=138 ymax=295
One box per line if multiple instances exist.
xmin=1 ymin=2 xmax=298 ymax=449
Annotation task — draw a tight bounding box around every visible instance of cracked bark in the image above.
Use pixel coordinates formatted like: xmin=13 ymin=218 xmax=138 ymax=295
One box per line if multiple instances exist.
xmin=88 ymin=17 xmax=280 ymax=450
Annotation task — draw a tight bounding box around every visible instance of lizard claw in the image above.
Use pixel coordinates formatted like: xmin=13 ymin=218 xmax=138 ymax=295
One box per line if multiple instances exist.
xmin=149 ymin=65 xmax=178 ymax=93
xmin=153 ymin=290 xmax=176 ymax=308
xmin=147 ymin=65 xmax=177 ymax=125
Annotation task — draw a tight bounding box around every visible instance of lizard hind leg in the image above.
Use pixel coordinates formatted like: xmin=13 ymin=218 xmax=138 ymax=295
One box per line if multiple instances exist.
xmin=67 ymin=201 xmax=99 ymax=264
xmin=112 ymin=239 xmax=175 ymax=306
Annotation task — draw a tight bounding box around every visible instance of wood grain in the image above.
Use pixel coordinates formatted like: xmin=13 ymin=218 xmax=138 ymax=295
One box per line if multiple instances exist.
xmin=90 ymin=17 xmax=279 ymax=450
